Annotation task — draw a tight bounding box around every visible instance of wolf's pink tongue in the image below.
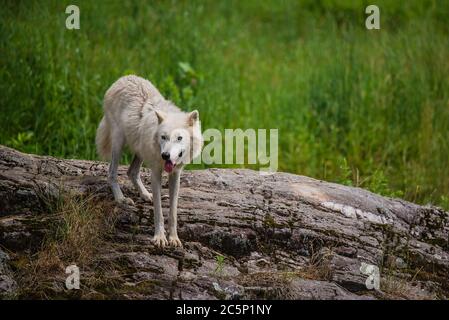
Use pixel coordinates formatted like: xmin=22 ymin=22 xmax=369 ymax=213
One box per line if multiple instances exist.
xmin=164 ymin=160 xmax=174 ymax=173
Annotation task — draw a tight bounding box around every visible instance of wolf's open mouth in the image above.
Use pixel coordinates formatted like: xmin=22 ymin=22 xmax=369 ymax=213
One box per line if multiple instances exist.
xmin=164 ymin=160 xmax=175 ymax=173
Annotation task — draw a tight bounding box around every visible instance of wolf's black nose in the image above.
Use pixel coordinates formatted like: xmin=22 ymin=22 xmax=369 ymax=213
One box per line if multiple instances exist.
xmin=161 ymin=152 xmax=170 ymax=160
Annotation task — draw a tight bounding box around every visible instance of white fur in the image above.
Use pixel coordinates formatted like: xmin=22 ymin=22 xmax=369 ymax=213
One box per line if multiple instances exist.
xmin=96 ymin=75 xmax=203 ymax=247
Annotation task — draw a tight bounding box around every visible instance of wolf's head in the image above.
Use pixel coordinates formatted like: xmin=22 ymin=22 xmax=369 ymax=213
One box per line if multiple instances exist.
xmin=154 ymin=110 xmax=203 ymax=173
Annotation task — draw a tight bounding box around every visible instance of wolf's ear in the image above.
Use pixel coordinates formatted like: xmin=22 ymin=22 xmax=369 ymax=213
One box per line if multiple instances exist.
xmin=154 ymin=111 xmax=166 ymax=124
xmin=187 ymin=110 xmax=199 ymax=126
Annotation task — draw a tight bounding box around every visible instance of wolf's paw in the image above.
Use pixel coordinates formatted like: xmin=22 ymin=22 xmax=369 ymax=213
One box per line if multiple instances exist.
xmin=168 ymin=235 xmax=183 ymax=247
xmin=140 ymin=191 xmax=153 ymax=203
xmin=152 ymin=233 xmax=168 ymax=248
xmin=117 ymin=197 xmax=135 ymax=206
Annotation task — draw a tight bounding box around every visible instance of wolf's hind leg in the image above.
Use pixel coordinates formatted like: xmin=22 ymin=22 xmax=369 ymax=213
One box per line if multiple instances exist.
xmin=108 ymin=129 xmax=134 ymax=206
xmin=127 ymin=155 xmax=152 ymax=202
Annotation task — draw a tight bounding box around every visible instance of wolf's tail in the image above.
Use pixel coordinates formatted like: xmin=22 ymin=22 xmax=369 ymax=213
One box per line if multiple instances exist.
xmin=96 ymin=116 xmax=111 ymax=159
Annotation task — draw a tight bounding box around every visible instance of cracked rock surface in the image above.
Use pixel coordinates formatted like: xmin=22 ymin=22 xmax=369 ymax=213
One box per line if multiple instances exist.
xmin=0 ymin=145 xmax=448 ymax=299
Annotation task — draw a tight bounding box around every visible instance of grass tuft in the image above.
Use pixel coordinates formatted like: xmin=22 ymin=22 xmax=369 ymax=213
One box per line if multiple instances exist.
xmin=14 ymin=191 xmax=116 ymax=299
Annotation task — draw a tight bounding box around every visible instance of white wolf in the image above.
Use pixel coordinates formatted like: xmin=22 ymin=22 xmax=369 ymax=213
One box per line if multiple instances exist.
xmin=95 ymin=75 xmax=203 ymax=247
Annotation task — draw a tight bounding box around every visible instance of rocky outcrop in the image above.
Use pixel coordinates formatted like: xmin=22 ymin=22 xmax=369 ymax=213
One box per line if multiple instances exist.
xmin=0 ymin=145 xmax=448 ymax=299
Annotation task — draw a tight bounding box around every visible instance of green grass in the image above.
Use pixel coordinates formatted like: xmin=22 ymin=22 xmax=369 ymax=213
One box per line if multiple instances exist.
xmin=1 ymin=0 xmax=449 ymax=209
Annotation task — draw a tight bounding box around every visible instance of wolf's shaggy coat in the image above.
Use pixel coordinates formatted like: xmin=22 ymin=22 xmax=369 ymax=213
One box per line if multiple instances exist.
xmin=96 ymin=75 xmax=202 ymax=247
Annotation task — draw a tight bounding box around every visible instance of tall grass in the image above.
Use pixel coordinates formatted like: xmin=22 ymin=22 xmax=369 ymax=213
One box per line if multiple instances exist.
xmin=1 ymin=0 xmax=448 ymax=209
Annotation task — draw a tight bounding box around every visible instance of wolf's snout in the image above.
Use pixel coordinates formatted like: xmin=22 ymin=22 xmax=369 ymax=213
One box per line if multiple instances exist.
xmin=161 ymin=152 xmax=170 ymax=160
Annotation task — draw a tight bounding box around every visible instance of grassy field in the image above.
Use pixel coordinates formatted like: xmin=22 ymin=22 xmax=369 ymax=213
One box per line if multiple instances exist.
xmin=1 ymin=0 xmax=449 ymax=209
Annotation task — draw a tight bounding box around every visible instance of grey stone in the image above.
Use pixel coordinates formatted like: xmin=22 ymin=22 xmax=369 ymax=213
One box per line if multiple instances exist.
xmin=0 ymin=145 xmax=448 ymax=300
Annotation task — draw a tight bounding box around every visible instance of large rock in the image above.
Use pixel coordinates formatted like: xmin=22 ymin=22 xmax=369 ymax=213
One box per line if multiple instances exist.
xmin=0 ymin=145 xmax=448 ymax=299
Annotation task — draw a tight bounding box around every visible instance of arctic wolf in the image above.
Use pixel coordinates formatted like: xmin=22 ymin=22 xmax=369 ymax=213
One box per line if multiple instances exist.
xmin=96 ymin=75 xmax=203 ymax=247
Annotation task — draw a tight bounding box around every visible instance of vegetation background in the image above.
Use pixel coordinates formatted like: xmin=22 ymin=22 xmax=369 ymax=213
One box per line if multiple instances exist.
xmin=1 ymin=0 xmax=448 ymax=209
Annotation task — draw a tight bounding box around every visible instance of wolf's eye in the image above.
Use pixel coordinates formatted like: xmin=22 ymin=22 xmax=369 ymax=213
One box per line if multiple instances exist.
xmin=177 ymin=136 xmax=182 ymax=141
xmin=161 ymin=135 xmax=168 ymax=141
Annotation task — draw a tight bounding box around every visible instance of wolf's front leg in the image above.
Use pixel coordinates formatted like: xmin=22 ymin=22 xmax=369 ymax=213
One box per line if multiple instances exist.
xmin=151 ymin=166 xmax=168 ymax=247
xmin=168 ymin=170 xmax=182 ymax=247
